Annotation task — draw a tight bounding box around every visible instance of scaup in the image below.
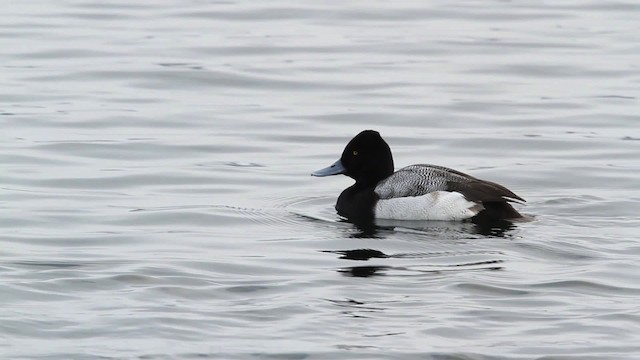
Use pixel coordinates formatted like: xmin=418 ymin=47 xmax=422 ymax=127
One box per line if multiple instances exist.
xmin=312 ymin=130 xmax=524 ymax=224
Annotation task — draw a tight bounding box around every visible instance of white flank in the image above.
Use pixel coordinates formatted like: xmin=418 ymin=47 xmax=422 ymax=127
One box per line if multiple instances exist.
xmin=374 ymin=191 xmax=482 ymax=221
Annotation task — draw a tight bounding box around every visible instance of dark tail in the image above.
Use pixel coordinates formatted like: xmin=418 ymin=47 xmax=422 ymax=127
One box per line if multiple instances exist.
xmin=473 ymin=201 xmax=523 ymax=223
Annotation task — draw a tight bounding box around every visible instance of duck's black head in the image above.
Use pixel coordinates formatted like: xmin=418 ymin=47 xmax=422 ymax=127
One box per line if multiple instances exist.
xmin=312 ymin=130 xmax=394 ymax=186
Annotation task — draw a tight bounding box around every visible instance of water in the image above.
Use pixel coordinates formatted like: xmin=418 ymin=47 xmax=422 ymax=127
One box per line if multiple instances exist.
xmin=2 ymin=1 xmax=640 ymax=359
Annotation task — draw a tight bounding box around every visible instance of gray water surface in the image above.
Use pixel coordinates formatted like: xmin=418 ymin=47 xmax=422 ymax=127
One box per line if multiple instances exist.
xmin=2 ymin=1 xmax=640 ymax=359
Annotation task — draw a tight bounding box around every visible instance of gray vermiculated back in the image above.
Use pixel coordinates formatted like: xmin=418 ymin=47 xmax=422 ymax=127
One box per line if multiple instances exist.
xmin=374 ymin=164 xmax=472 ymax=199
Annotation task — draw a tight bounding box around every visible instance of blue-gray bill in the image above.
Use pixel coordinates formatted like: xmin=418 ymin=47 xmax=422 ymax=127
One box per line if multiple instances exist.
xmin=311 ymin=159 xmax=346 ymax=177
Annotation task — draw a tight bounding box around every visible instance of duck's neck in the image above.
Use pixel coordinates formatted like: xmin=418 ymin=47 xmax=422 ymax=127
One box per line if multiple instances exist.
xmin=353 ymin=178 xmax=382 ymax=190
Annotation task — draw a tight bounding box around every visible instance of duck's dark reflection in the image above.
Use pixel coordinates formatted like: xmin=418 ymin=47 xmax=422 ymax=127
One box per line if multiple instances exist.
xmin=329 ymin=216 xmax=514 ymax=278
xmin=323 ymin=248 xmax=389 ymax=261
xmin=339 ymin=216 xmax=378 ymax=238
xmin=338 ymin=265 xmax=392 ymax=277
xmin=341 ymin=216 xmax=517 ymax=238
xmin=338 ymin=263 xmax=503 ymax=278
xmin=471 ymin=218 xmax=517 ymax=237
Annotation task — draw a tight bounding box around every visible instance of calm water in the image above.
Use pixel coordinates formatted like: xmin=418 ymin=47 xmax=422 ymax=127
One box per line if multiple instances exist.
xmin=2 ymin=1 xmax=640 ymax=359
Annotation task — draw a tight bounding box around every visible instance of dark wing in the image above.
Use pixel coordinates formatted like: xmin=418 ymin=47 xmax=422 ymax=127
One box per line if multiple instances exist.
xmin=374 ymin=164 xmax=525 ymax=203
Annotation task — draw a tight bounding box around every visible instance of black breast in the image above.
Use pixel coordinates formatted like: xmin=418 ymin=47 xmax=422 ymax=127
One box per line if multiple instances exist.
xmin=336 ymin=185 xmax=379 ymax=227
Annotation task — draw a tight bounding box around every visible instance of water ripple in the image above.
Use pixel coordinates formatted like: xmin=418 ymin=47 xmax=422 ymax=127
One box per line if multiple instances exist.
xmin=2 ymin=0 xmax=640 ymax=359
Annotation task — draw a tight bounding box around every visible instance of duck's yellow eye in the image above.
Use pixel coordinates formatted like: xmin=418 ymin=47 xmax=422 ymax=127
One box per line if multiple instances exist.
xmin=353 ymin=150 xmax=358 ymax=156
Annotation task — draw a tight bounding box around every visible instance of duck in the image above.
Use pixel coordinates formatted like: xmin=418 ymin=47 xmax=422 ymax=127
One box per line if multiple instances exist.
xmin=312 ymin=130 xmax=524 ymax=224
